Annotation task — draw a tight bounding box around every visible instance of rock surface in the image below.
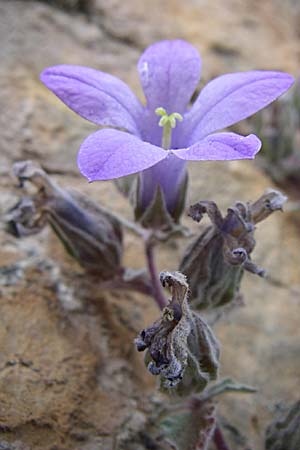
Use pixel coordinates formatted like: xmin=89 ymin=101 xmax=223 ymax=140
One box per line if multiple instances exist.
xmin=0 ymin=1 xmax=300 ymax=449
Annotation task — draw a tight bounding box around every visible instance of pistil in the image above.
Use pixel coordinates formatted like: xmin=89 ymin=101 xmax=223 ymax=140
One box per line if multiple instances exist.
xmin=155 ymin=107 xmax=183 ymax=150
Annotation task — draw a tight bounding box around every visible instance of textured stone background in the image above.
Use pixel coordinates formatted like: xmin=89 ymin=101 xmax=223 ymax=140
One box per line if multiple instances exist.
xmin=0 ymin=1 xmax=300 ymax=449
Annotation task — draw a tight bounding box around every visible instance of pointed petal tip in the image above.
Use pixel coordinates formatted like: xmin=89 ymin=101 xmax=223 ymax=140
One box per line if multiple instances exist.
xmin=40 ymin=65 xmax=62 ymax=83
xmin=278 ymin=71 xmax=295 ymax=82
xmin=250 ymin=134 xmax=262 ymax=156
xmin=39 ymin=65 xmax=70 ymax=91
xmin=39 ymin=67 xmax=50 ymax=84
xmin=273 ymin=71 xmax=295 ymax=91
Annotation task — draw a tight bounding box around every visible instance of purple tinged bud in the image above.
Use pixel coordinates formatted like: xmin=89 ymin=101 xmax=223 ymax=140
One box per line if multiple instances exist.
xmin=7 ymin=161 xmax=123 ymax=280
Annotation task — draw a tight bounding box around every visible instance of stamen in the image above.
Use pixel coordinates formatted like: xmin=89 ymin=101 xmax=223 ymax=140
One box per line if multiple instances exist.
xmin=155 ymin=108 xmax=183 ymax=149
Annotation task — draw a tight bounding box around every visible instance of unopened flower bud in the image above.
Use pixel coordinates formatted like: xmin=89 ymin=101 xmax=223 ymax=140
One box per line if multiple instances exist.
xmin=7 ymin=161 xmax=123 ymax=280
xmin=180 ymin=190 xmax=287 ymax=309
xmin=135 ymin=271 xmax=220 ymax=396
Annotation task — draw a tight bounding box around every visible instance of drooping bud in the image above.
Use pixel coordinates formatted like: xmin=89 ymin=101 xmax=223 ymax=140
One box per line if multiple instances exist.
xmin=179 ymin=190 xmax=287 ymax=310
xmin=265 ymin=401 xmax=300 ymax=450
xmin=135 ymin=271 xmax=220 ymax=396
xmin=7 ymin=161 xmax=123 ymax=280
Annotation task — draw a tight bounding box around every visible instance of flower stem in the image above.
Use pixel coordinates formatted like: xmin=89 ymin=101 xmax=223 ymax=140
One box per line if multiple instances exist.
xmin=213 ymin=424 xmax=231 ymax=450
xmin=144 ymin=240 xmax=168 ymax=310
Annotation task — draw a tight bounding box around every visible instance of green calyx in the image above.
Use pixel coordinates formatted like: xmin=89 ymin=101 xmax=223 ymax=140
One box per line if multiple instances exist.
xmin=155 ymin=107 xmax=183 ymax=149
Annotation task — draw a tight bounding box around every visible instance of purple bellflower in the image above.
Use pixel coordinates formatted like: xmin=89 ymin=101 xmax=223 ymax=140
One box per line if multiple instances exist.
xmin=40 ymin=40 xmax=294 ymax=219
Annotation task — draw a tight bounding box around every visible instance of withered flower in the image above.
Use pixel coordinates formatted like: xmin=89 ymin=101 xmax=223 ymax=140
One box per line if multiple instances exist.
xmin=7 ymin=161 xmax=123 ymax=280
xmin=135 ymin=271 xmax=220 ymax=396
xmin=179 ymin=190 xmax=287 ymax=309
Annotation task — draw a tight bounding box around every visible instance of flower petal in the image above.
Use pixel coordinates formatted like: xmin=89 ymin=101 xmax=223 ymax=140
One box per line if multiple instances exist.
xmin=77 ymin=129 xmax=168 ymax=181
xmin=184 ymin=71 xmax=294 ymax=144
xmin=173 ymin=132 xmax=261 ymax=161
xmin=41 ymin=65 xmax=143 ymax=135
xmin=138 ymin=40 xmax=201 ymax=113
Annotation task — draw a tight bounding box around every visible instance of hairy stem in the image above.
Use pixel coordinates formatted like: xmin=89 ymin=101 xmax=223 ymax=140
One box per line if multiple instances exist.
xmin=213 ymin=424 xmax=231 ymax=450
xmin=145 ymin=241 xmax=168 ymax=310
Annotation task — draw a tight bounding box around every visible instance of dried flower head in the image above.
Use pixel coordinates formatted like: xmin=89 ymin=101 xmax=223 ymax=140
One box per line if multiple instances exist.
xmin=135 ymin=271 xmax=220 ymax=396
xmin=7 ymin=161 xmax=123 ymax=280
xmin=180 ymin=190 xmax=287 ymax=309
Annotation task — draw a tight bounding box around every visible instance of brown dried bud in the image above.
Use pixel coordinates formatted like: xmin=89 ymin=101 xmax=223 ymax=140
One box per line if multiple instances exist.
xmin=265 ymin=401 xmax=300 ymax=450
xmin=180 ymin=190 xmax=287 ymax=310
xmin=7 ymin=161 xmax=123 ymax=280
xmin=135 ymin=271 xmax=220 ymax=396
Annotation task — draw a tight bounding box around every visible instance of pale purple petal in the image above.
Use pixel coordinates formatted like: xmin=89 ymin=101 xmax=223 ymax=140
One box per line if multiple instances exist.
xmin=138 ymin=40 xmax=201 ymax=145
xmin=173 ymin=132 xmax=261 ymax=161
xmin=138 ymin=40 xmax=201 ymax=113
xmin=182 ymin=71 xmax=294 ymax=145
xmin=139 ymin=154 xmax=187 ymax=213
xmin=77 ymin=129 xmax=168 ymax=181
xmin=138 ymin=40 xmax=201 ymax=146
xmin=41 ymin=65 xmax=143 ymax=135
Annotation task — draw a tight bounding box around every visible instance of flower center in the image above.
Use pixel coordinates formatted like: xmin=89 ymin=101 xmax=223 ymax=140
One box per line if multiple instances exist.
xmin=155 ymin=107 xmax=183 ymax=150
